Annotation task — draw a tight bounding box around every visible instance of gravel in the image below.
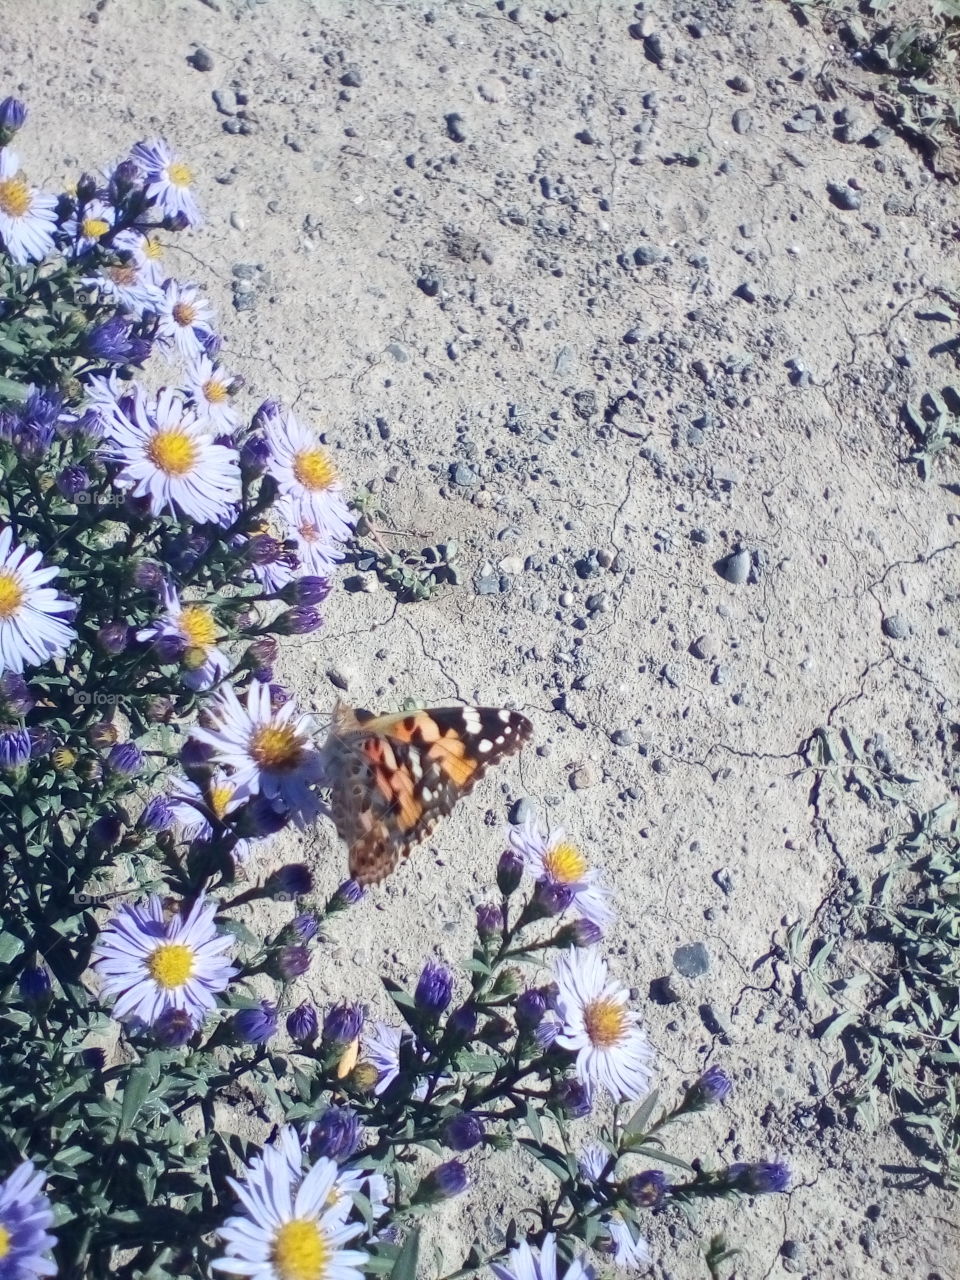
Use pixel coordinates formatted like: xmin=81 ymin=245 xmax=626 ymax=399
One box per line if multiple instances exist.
xmin=673 ymin=941 xmax=711 ymax=978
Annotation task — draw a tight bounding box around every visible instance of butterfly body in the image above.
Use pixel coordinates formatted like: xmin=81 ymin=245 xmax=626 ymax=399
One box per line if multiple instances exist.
xmin=323 ymin=702 xmax=532 ymax=885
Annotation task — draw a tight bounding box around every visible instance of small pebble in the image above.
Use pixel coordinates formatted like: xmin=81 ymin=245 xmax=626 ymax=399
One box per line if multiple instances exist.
xmin=673 ymin=941 xmax=711 ymax=978
xmin=633 ymin=244 xmax=664 ymax=266
xmin=732 ymin=108 xmax=753 ymax=135
xmin=716 ymin=549 xmax=750 ymax=585
xmin=510 ymin=797 xmax=536 ymax=825
xmin=569 ymin=762 xmax=599 ymax=790
xmin=189 ymin=47 xmax=214 ymax=72
xmin=713 ymin=867 xmax=735 ymax=895
xmin=882 ymin=614 xmax=909 ymax=640
xmin=340 ymin=65 xmax=362 ymax=87
xmin=445 ymin=112 xmax=467 ymax=143
xmin=690 ymin=634 xmax=718 ymax=660
xmin=610 ymin=728 xmax=635 ymax=747
xmin=827 ymin=181 xmax=862 ymax=211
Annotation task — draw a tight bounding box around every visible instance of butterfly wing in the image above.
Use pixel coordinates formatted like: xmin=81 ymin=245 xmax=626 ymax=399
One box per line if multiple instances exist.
xmin=324 ymin=704 xmax=532 ymax=885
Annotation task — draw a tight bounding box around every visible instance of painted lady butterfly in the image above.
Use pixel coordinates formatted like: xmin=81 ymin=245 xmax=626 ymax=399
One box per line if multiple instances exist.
xmin=322 ymin=702 xmax=533 ymax=885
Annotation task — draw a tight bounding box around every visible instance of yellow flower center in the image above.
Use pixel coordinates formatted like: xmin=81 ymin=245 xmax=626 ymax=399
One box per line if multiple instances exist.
xmin=108 ymin=264 xmax=137 ymax=287
xmin=144 ymin=235 xmax=163 ymax=261
xmin=53 ymin=748 xmax=77 ymax=770
xmin=272 ymin=1218 xmax=329 ymax=1280
xmin=0 ymin=570 xmax=24 ymax=619
xmin=147 ymin=941 xmax=195 ymax=989
xmin=0 ymin=1223 xmax=10 ymax=1259
xmin=166 ymin=161 xmax=193 ymax=189
xmin=179 ymin=604 xmax=218 ymax=649
xmin=543 ymin=841 xmax=588 ymax=883
xmin=202 ymin=377 xmax=229 ymax=404
xmin=172 ymin=301 xmax=197 ymax=329
xmin=209 ymin=783 xmax=234 ymax=821
xmin=292 ymin=448 xmax=336 ymax=493
xmin=147 ymin=427 xmax=198 ymax=477
xmin=250 ymin=724 xmax=304 ymax=773
xmin=82 ymin=216 xmax=110 ymax=240
xmin=0 ymin=176 xmax=31 ymax=218
xmin=583 ymin=997 xmax=628 ymax=1049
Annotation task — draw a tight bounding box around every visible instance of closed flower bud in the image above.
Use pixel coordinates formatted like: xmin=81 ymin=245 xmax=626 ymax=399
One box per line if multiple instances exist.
xmin=491 ymin=967 xmax=522 ymax=997
xmin=290 ymin=912 xmax=319 ymax=943
xmin=447 ymin=1004 xmax=478 ymax=1041
xmin=287 ymin=1001 xmax=319 ymax=1044
xmin=27 ymin=726 xmax=54 ymax=758
xmin=85 ymin=316 xmax=151 ymax=366
xmin=106 ymin=741 xmax=143 ymax=776
xmin=96 ymin=622 xmax=130 ymax=655
xmin=139 ymin=796 xmax=174 ymax=832
xmin=621 ymin=1170 xmax=667 ymax=1210
xmin=89 ymin=813 xmax=122 ymax=849
xmin=154 ymin=1008 xmax=196 ymax=1047
xmin=251 ymin=400 xmax=281 ymax=432
xmin=75 ymin=172 xmax=99 ymax=203
xmin=415 ymin=1160 xmax=469 ymax=1203
xmin=684 ymin=1065 xmax=732 ymax=1110
xmin=553 ymin=1078 xmax=591 ymax=1119
xmin=415 ymin=961 xmax=453 ymax=1018
xmin=132 ymin=560 xmax=164 ymax=592
xmin=309 ymin=1107 xmax=360 ymax=1161
xmin=553 ymin=918 xmax=603 ymax=949
xmin=0 ymin=96 xmax=27 ymax=142
xmin=496 ymin=848 xmax=524 ymax=896
xmin=279 ymin=576 xmax=331 ymax=607
xmin=274 ymin=606 xmax=323 ymax=636
xmin=476 ymin=903 xmax=503 ymax=941
xmin=145 ymin=695 xmax=176 ymax=724
xmin=233 ymin=1001 xmax=278 ymax=1045
xmin=77 ymin=756 xmax=103 ymax=783
xmin=0 ymin=673 xmax=34 ymax=717
xmin=323 ymin=1001 xmax=364 ymax=1045
xmin=442 ymin=1112 xmax=485 ymax=1152
xmin=515 ymin=989 xmax=546 ymax=1032
xmin=726 ymin=1162 xmax=790 ymax=1195
xmin=329 ymin=878 xmax=364 ymax=911
xmin=56 ymin=465 xmax=90 ymax=500
xmin=0 ymin=725 xmax=31 ymax=769
xmin=87 ymin=720 xmax=118 ymax=749
xmin=532 ymin=878 xmax=574 ymax=918
xmin=247 ymin=534 xmax=283 ymax=565
xmin=273 ymin=944 xmax=311 ymax=981
xmin=240 ymin=433 xmax=270 ymax=476
xmin=108 ymin=158 xmax=140 ymax=199
xmin=243 ymin=636 xmax=279 ymax=669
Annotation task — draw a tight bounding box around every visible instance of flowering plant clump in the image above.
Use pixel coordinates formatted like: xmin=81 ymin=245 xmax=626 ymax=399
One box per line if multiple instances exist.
xmin=0 ymin=101 xmax=790 ymax=1279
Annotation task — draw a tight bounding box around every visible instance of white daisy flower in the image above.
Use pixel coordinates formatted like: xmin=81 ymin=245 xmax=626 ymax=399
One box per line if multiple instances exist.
xmin=101 ymin=385 xmax=241 ymax=524
xmin=137 ymin=583 xmax=230 ymax=690
xmin=130 ymin=138 xmax=203 ymax=227
xmin=82 ymin=230 xmax=164 ymax=317
xmin=188 ymin=679 xmax=325 ymax=827
xmin=155 ymin=279 xmax=216 ymax=362
xmin=212 ymin=1143 xmax=368 ymax=1280
xmin=509 ymin=817 xmax=614 ymax=928
xmin=264 ymin=409 xmax=354 ymax=543
xmin=364 ymin=1021 xmax=404 ymax=1096
xmin=323 ymin=1166 xmax=390 ymax=1227
xmin=183 ymin=354 xmax=240 ymax=433
xmin=577 ymin=1143 xmax=611 ymax=1184
xmin=167 ymin=773 xmax=255 ymax=864
xmin=0 ymin=526 xmax=76 ymax=675
xmin=278 ymin=496 xmax=347 ymax=577
xmin=0 ymin=147 xmax=57 ymax=264
xmin=64 ymin=197 xmax=115 ymax=254
xmin=492 ymin=1234 xmax=595 ymax=1280
xmin=552 ymin=948 xmax=655 ymax=1103
xmin=92 ymin=893 xmax=237 ymax=1028
xmin=607 ymin=1218 xmax=653 ymax=1271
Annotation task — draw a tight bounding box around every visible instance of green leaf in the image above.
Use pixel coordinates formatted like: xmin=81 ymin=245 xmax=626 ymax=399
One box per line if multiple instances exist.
xmin=0 ymin=931 xmax=25 ymax=964
xmin=524 ymin=1102 xmax=543 ymax=1143
xmin=390 ymin=1226 xmax=421 ymax=1280
xmin=624 ymin=1145 xmax=694 ymax=1171
xmin=119 ymin=1064 xmax=154 ymax=1134
xmin=623 ymin=1089 xmax=659 ymax=1136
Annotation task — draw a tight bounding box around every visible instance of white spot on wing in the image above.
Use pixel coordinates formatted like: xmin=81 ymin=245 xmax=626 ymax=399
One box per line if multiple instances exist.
xmin=478 ymin=739 xmax=492 ymax=754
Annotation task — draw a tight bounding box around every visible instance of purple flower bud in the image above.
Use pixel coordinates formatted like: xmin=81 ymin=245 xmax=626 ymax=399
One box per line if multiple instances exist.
xmin=235 ymin=795 xmax=289 ymax=839
xmin=727 ymin=1162 xmax=790 ymax=1195
xmin=532 ymin=878 xmax=574 ymax=918
xmin=18 ymin=965 xmax=51 ymax=1005
xmin=154 ymin=1008 xmax=197 ymax=1047
xmin=244 ymin=636 xmax=279 ymax=668
xmin=274 ymin=606 xmax=323 ymax=636
xmin=0 ymin=725 xmax=31 ymax=769
xmin=554 ymin=917 xmax=603 ymax=948
xmin=233 ymin=1001 xmax=278 ymax=1045
xmin=106 ymin=742 xmax=143 ymax=776
xmin=269 ymin=684 xmax=292 ymax=709
xmin=251 ymin=399 xmax=281 ymax=432
xmin=535 ymin=1013 xmax=561 ymax=1050
xmin=448 ymin=1004 xmax=478 ymax=1041
xmin=309 ymin=1107 xmax=360 ymax=1161
xmin=280 ymin=576 xmax=332 ymax=607
xmin=152 ymin=632 xmax=187 ymax=665
xmin=85 ymin=316 xmax=151 ymax=365
xmin=0 ymin=674 xmax=34 ymax=717
xmin=240 ymin=433 xmax=270 ymax=476
xmin=331 ymin=878 xmax=364 ymax=909
xmin=287 ymin=1001 xmax=318 ymax=1043
xmin=56 ymin=465 xmax=91 ymax=500
xmin=267 ymin=863 xmax=313 ymax=899
xmin=180 ymin=737 xmax=214 ymax=769
xmin=515 ymin=989 xmax=547 ymax=1033
xmin=553 ymin=1078 xmax=591 ymax=1119
xmin=476 ymin=903 xmax=503 ymax=940
xmin=415 ymin=961 xmax=453 ymax=1018
xmin=497 ymin=848 xmax=524 ymax=896
xmin=87 ymin=721 xmax=118 ymax=749
xmin=200 ymin=330 xmax=222 ymax=359
xmin=132 ymin=560 xmax=165 ymax=592
xmin=247 ymin=534 xmax=283 ymax=566
xmin=291 ymin=912 xmax=319 ymax=943
xmin=139 ymin=796 xmax=174 ymax=832
xmin=108 ymin=158 xmax=141 ymax=200
xmin=685 ymin=1065 xmax=732 ymax=1109
xmin=96 ymin=622 xmax=130 ymax=656
xmin=417 ymin=1160 xmax=469 ymax=1202
xmin=275 ymin=944 xmax=311 ymax=981
xmin=442 ymin=1112 xmax=484 ymax=1152
xmin=622 ymin=1170 xmax=667 ymax=1209
xmin=0 ymin=96 xmax=27 ymax=139
xmin=323 ymin=1001 xmax=364 ymax=1045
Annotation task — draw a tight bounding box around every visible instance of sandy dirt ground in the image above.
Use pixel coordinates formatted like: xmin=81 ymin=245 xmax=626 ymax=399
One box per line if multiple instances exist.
xmin=7 ymin=0 xmax=960 ymax=1276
